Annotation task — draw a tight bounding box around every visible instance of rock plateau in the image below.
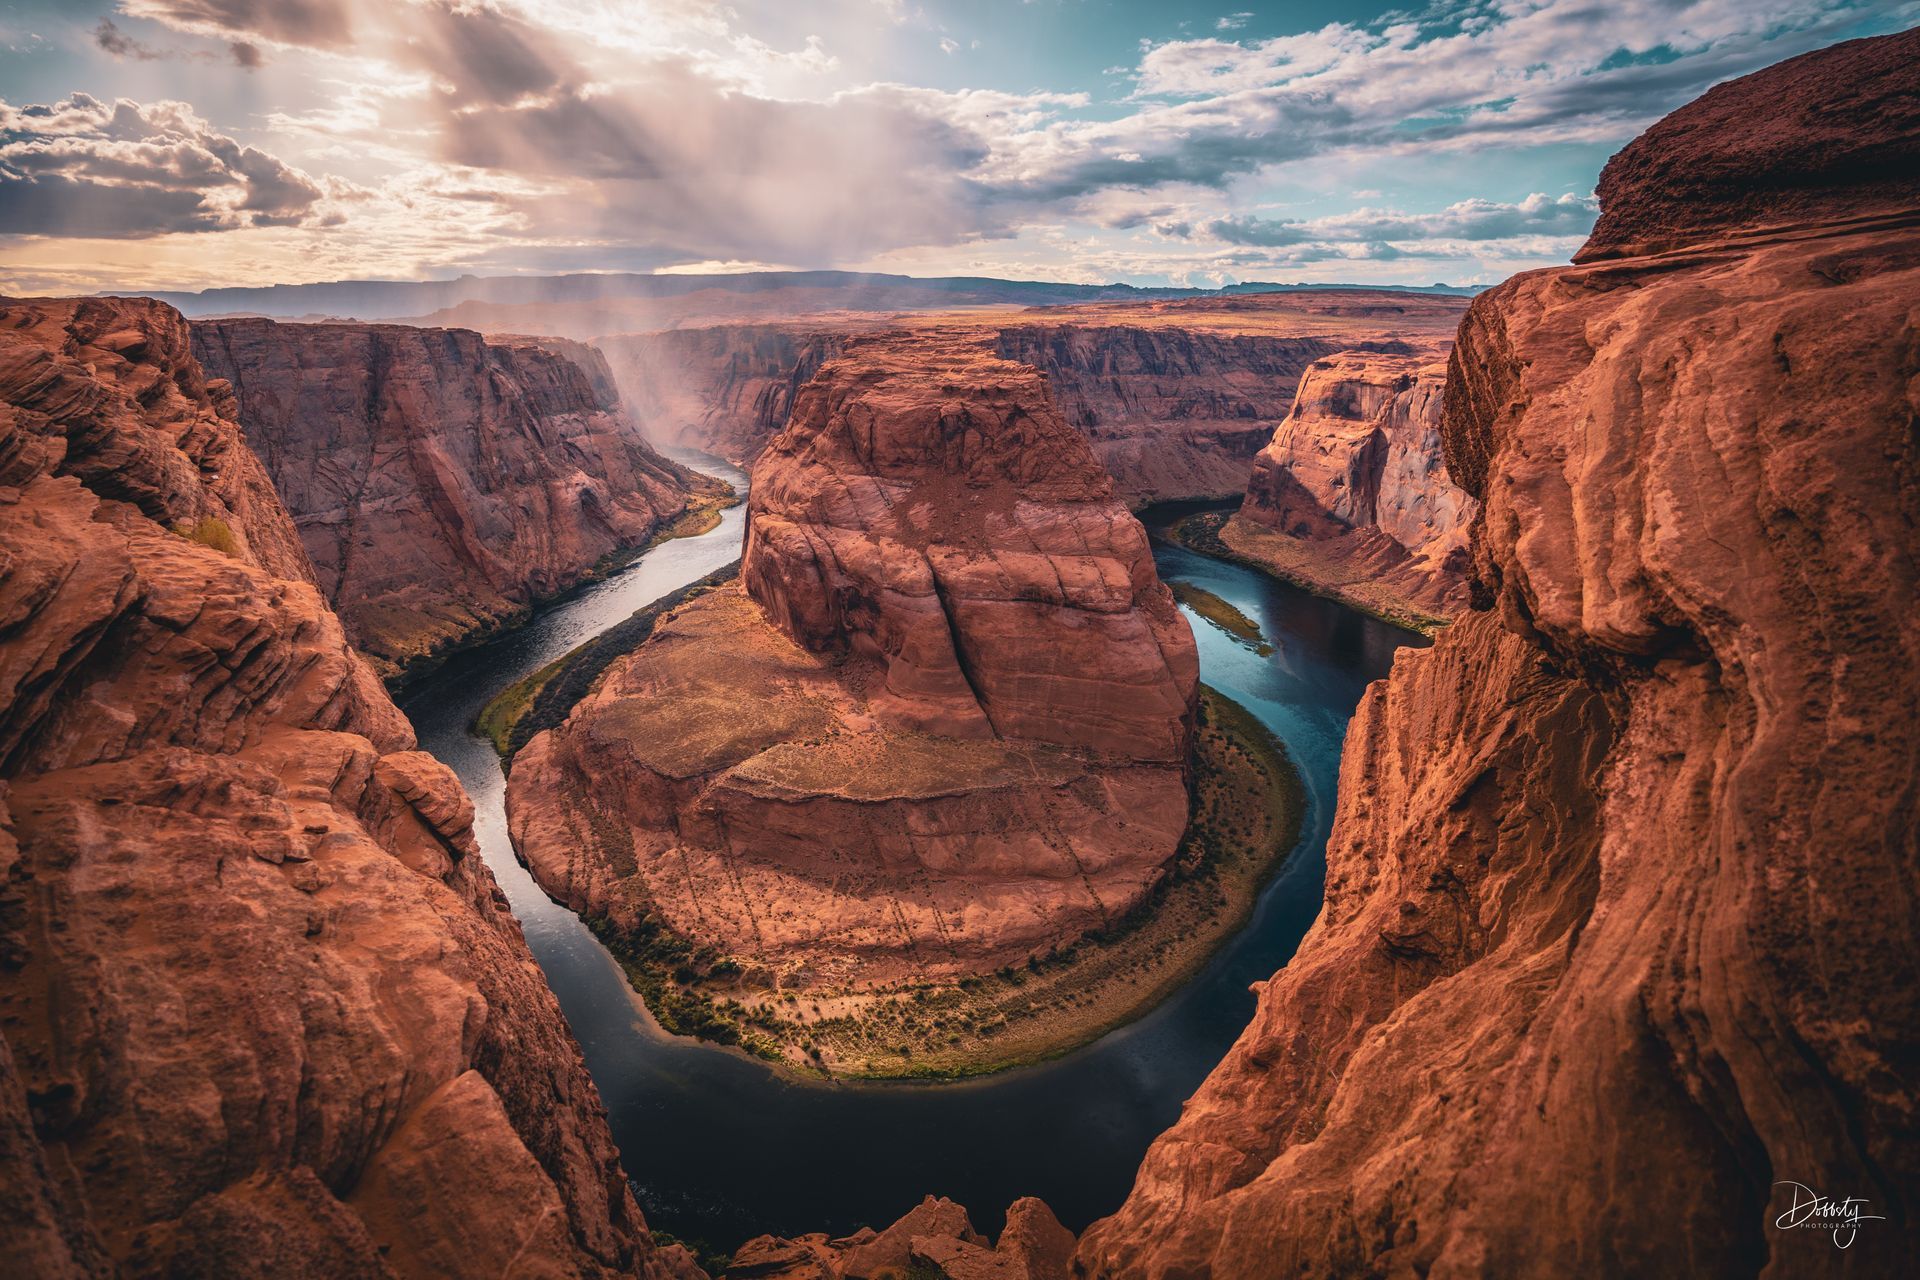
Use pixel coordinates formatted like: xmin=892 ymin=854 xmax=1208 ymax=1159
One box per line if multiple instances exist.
xmin=507 ymin=332 xmax=1198 ymax=1007
xmin=598 ymin=292 xmax=1467 ymax=506
xmin=1077 ymin=29 xmax=1920 ymax=1279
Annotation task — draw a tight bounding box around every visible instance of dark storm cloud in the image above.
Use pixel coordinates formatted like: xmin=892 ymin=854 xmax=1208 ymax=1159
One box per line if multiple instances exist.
xmin=0 ymin=94 xmax=327 ymax=237
xmin=123 ymin=0 xmax=354 ymax=47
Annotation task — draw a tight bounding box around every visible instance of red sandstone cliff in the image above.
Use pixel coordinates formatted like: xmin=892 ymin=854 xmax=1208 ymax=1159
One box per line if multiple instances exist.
xmin=507 ymin=333 xmax=1198 ymax=1001
xmin=1077 ymin=29 xmax=1920 ymax=1278
xmin=988 ymin=324 xmax=1338 ymax=503
xmin=0 ymin=297 xmax=696 ymax=1277
xmin=1223 ymin=349 xmax=1476 ymax=623
xmin=191 ymin=318 xmax=715 ymax=681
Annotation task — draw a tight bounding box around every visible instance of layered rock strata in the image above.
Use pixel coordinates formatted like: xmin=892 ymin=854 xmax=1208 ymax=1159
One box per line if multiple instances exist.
xmin=508 ymin=333 xmax=1198 ymax=997
xmin=1224 ymin=349 xmax=1476 ymax=622
xmin=1078 ymin=30 xmax=1920 ymax=1278
xmin=192 ymin=318 xmax=713 ymax=681
xmin=599 ymin=325 xmax=846 ymax=467
xmin=599 ymin=295 xmax=1469 ymax=506
xmin=0 ymin=297 xmax=692 ymax=1278
xmin=988 ymin=325 xmax=1338 ymax=503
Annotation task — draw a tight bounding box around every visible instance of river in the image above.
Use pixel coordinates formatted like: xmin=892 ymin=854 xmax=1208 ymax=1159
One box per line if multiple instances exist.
xmin=398 ymin=455 xmax=1424 ymax=1253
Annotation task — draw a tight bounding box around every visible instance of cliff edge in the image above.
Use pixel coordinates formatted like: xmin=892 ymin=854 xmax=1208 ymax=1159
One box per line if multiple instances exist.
xmin=1079 ymin=29 xmax=1920 ymax=1279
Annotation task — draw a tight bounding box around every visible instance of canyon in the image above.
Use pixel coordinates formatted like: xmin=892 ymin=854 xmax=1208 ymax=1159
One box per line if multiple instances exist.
xmin=0 ymin=22 xmax=1913 ymax=1280
xmin=0 ymin=296 xmax=694 ymax=1278
xmin=596 ymin=291 xmax=1467 ymax=507
xmin=1077 ymin=27 xmax=1920 ymax=1279
xmin=191 ymin=317 xmax=721 ymax=683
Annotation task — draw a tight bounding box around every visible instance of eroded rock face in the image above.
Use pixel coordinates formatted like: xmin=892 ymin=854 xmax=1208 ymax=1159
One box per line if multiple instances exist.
xmin=989 ymin=325 xmax=1336 ymax=504
xmin=744 ymin=333 xmax=1196 ymax=760
xmin=509 ymin=333 xmax=1197 ymax=995
xmin=726 ymin=1196 xmax=1073 ymax=1280
xmin=1078 ymin=33 xmax=1920 ymax=1279
xmin=1228 ymin=349 xmax=1475 ymax=621
xmin=600 ymin=325 xmax=845 ymax=466
xmin=0 ymin=297 xmax=681 ymax=1279
xmin=192 ymin=318 xmax=709 ymax=681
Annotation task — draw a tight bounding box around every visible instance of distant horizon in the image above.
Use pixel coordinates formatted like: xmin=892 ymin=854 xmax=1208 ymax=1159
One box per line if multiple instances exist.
xmin=4 ymin=1 xmax=1913 ymax=296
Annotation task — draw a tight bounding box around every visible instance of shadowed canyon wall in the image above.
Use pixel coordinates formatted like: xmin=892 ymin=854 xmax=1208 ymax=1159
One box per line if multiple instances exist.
xmin=192 ymin=319 xmax=712 ymax=682
xmin=1076 ymin=28 xmax=1920 ymax=1279
xmin=598 ymin=326 xmax=846 ymax=470
xmin=0 ymin=296 xmax=697 ymax=1279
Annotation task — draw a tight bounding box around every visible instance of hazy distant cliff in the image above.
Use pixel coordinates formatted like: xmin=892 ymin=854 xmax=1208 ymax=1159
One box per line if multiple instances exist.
xmin=1079 ymin=29 xmax=1920 ymax=1278
xmin=0 ymin=296 xmax=692 ymax=1278
xmin=192 ymin=319 xmax=712 ymax=681
xmin=989 ymin=323 xmax=1332 ymax=502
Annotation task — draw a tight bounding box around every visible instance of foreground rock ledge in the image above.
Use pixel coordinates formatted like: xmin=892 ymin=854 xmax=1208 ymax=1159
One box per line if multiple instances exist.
xmin=0 ymin=296 xmax=692 ymax=1279
xmin=1077 ymin=28 xmax=1920 ymax=1279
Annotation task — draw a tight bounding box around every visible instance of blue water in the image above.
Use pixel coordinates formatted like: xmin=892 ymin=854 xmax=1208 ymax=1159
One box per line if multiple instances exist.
xmin=399 ymin=470 xmax=1423 ymax=1252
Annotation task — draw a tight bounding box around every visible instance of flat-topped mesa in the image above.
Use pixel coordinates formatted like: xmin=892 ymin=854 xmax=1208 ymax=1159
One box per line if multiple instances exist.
xmin=191 ymin=318 xmax=715 ymax=681
xmin=1225 ymin=349 xmax=1476 ymax=622
xmin=1079 ymin=29 xmax=1920 ymax=1279
xmin=0 ymin=297 xmax=687 ymax=1278
xmin=743 ymin=332 xmax=1197 ymax=762
xmin=506 ymin=333 xmax=1200 ymax=1024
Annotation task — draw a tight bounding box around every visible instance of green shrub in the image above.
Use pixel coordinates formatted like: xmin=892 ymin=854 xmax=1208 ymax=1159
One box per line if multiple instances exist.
xmin=174 ymin=516 xmax=238 ymax=557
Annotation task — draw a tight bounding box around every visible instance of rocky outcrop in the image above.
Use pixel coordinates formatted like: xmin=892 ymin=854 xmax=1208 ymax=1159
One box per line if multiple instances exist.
xmin=598 ymin=325 xmax=845 ymax=466
xmin=191 ymin=318 xmax=713 ymax=681
xmin=726 ymin=1196 xmax=1073 ymax=1280
xmin=508 ymin=333 xmax=1197 ymax=998
xmin=1077 ymin=33 xmax=1919 ymax=1279
xmin=1577 ymin=27 xmax=1920 ymax=261
xmin=1224 ymin=349 xmax=1475 ymax=622
xmin=743 ymin=332 xmax=1196 ymax=760
xmin=0 ymin=297 xmax=692 ymax=1277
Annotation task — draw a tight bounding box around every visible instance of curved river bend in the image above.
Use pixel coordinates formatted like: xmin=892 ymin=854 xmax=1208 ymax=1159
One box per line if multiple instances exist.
xmin=399 ymin=455 xmax=1423 ymax=1250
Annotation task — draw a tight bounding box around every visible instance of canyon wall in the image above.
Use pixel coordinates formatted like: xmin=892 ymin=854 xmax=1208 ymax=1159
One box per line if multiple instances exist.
xmin=598 ymin=325 xmax=845 ymax=467
xmin=1077 ymin=29 xmax=1920 ymax=1279
xmin=0 ymin=297 xmax=693 ymax=1278
xmin=192 ymin=318 xmax=713 ymax=682
xmin=508 ymin=332 xmax=1198 ymax=1004
xmin=599 ymin=295 xmax=1468 ymax=507
xmin=988 ymin=324 xmax=1338 ymax=503
xmin=1224 ymin=350 xmax=1476 ymax=623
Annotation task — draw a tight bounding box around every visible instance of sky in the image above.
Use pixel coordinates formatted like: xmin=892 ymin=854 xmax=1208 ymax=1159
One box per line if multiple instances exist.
xmin=1 ymin=0 xmax=1915 ymax=294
